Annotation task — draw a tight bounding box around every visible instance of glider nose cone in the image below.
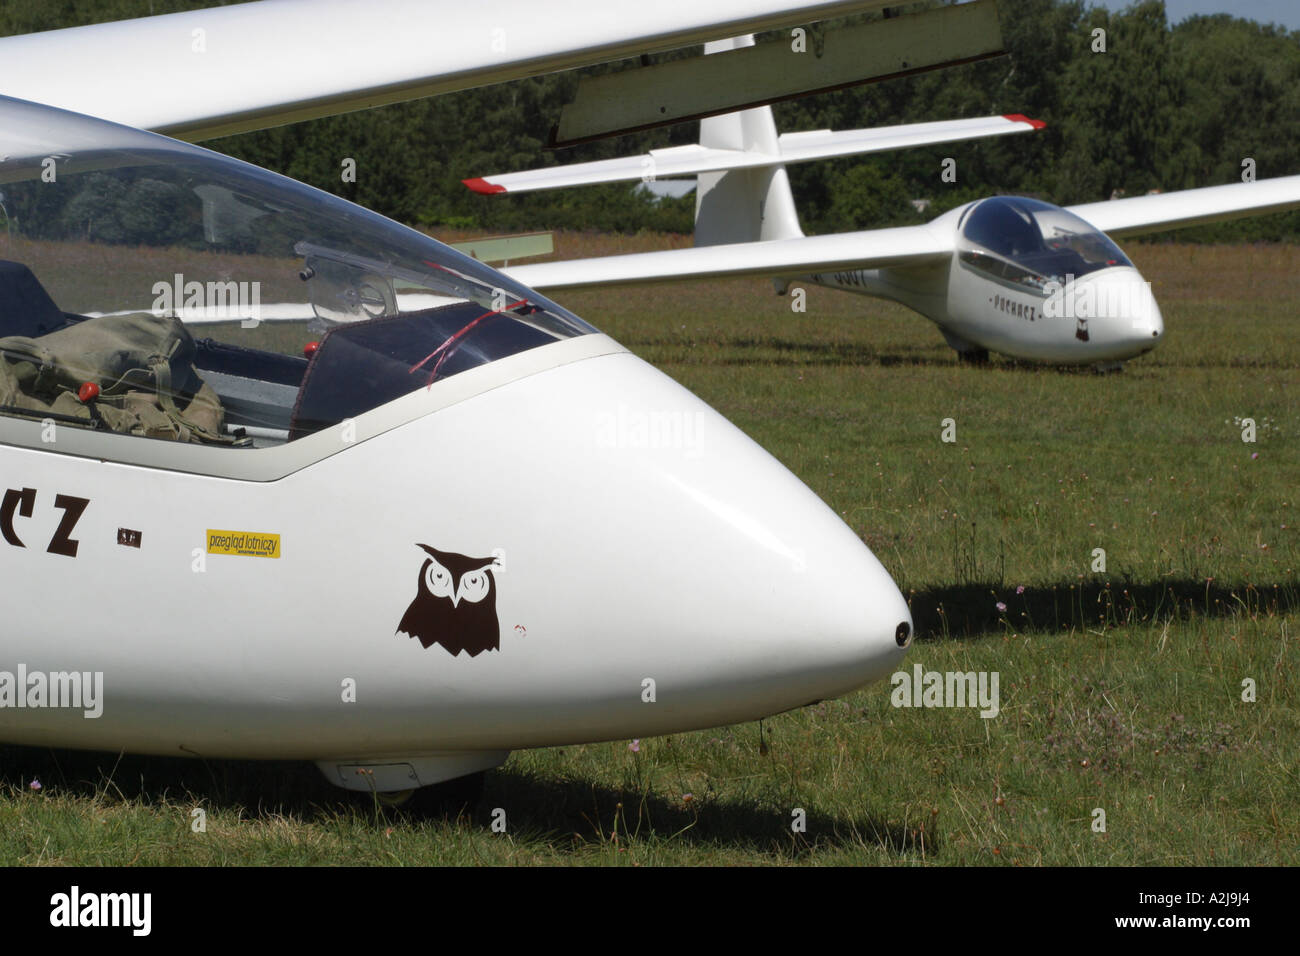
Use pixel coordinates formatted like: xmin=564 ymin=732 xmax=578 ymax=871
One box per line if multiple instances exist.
xmin=1095 ymin=267 xmax=1162 ymax=353
xmin=1118 ymin=268 xmax=1163 ymax=344
xmin=776 ymin=531 xmax=913 ymax=695
xmin=566 ymin=352 xmax=911 ymax=713
xmin=379 ymin=347 xmax=912 ymax=746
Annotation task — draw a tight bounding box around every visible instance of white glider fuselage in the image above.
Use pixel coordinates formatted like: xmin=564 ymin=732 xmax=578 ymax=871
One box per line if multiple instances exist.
xmin=0 ymin=95 xmax=912 ymax=792
xmin=0 ymin=347 xmax=908 ymax=765
xmin=809 ymin=202 xmax=1163 ymax=364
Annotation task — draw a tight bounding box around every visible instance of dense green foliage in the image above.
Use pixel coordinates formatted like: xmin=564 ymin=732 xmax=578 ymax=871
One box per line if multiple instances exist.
xmin=3 ymin=0 xmax=1298 ymax=239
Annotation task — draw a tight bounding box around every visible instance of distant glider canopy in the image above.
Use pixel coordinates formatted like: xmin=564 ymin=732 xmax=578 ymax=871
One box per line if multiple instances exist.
xmin=957 ymin=196 xmax=1132 ymax=291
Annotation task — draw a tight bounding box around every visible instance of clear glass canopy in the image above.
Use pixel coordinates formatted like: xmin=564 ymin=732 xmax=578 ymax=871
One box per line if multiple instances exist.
xmin=957 ymin=196 xmax=1132 ymax=292
xmin=0 ymin=96 xmax=593 ymax=448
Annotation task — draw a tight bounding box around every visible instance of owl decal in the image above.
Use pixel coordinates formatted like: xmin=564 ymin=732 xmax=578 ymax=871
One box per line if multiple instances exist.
xmin=397 ymin=544 xmax=502 ymax=657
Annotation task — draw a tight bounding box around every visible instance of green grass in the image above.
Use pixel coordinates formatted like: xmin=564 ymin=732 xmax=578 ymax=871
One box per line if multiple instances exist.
xmin=2 ymin=239 xmax=1298 ymax=865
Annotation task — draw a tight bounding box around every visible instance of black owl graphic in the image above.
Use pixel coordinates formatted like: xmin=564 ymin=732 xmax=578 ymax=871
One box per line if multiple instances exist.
xmin=397 ymin=544 xmax=501 ymax=657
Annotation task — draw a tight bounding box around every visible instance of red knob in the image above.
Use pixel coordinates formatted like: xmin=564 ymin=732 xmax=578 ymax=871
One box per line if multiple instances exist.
xmin=304 ymin=341 xmax=320 ymax=357
xmin=77 ymin=382 xmax=100 ymax=403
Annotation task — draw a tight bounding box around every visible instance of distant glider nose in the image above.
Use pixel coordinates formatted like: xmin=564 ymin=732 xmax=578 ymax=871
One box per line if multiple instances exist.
xmin=1097 ymin=267 xmax=1163 ymax=353
xmin=1116 ymin=268 xmax=1163 ymax=344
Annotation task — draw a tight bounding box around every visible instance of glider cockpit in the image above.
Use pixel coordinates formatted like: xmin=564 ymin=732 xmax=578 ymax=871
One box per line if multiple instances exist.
xmin=0 ymin=95 xmax=591 ymax=455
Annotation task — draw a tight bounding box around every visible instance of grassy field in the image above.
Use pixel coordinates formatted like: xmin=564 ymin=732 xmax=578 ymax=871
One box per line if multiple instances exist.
xmin=2 ymin=237 xmax=1297 ymax=865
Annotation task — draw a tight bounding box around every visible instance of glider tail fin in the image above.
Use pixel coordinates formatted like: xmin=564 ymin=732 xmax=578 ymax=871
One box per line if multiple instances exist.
xmin=693 ymin=36 xmax=803 ymax=247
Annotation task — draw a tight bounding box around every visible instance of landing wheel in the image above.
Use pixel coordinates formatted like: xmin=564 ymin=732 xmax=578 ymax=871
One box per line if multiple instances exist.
xmin=359 ymin=771 xmax=487 ymax=819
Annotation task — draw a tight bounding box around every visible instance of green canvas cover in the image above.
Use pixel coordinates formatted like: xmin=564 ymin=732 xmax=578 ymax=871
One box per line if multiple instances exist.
xmin=0 ymin=312 xmax=239 ymax=445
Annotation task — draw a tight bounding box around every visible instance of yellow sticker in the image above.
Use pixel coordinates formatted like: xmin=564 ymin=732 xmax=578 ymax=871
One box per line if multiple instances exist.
xmin=206 ymin=529 xmax=281 ymax=558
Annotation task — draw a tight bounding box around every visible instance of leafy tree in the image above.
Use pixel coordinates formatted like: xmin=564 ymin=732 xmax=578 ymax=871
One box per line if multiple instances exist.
xmin=826 ymin=161 xmax=922 ymax=230
xmin=2 ymin=0 xmax=1297 ymax=241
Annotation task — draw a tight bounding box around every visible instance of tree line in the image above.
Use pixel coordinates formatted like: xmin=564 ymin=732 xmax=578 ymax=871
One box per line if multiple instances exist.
xmin=2 ymin=0 xmax=1298 ymax=241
